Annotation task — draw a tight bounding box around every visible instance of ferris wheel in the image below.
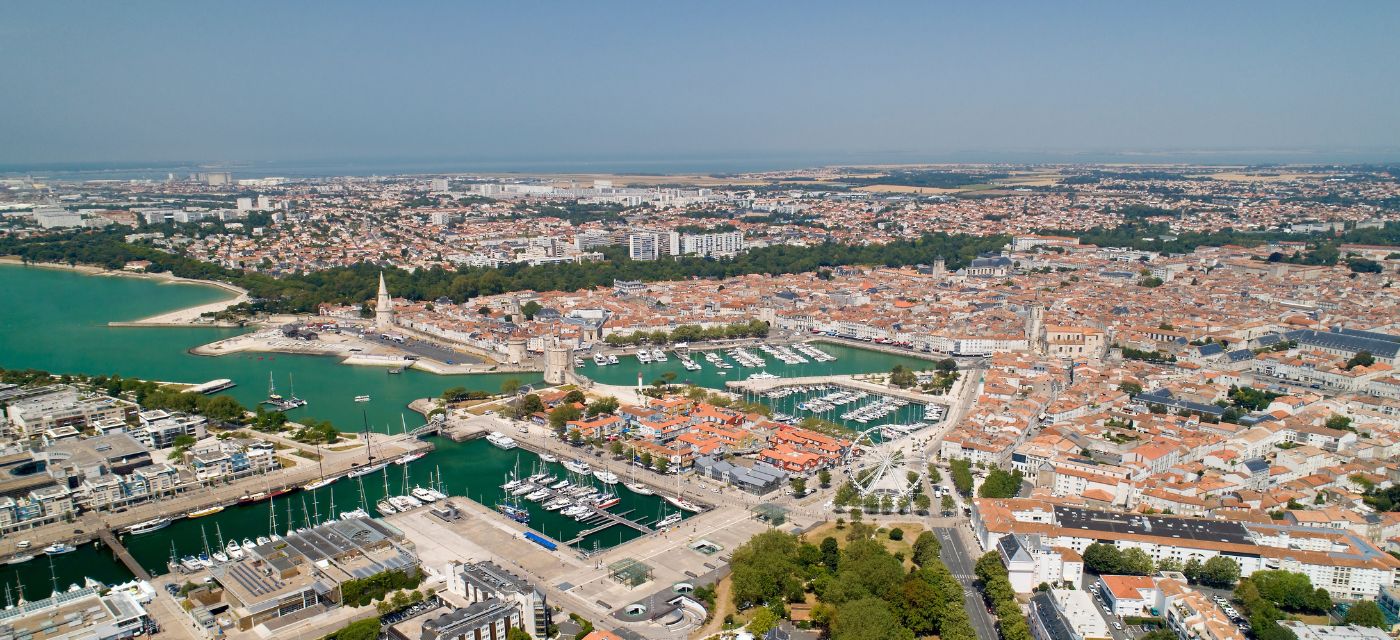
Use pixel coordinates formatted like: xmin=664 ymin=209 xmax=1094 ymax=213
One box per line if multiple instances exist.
xmin=847 ymin=427 xmax=919 ymax=499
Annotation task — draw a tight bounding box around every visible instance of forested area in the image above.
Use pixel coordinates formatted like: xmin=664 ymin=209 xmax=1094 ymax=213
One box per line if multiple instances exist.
xmin=0 ymin=228 xmax=1009 ymax=313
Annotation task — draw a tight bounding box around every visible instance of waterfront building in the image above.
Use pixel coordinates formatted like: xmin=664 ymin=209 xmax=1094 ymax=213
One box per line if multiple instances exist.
xmin=205 ymin=516 xmax=420 ymax=631
xmin=134 ymin=409 xmax=207 ymax=449
xmin=404 ymin=598 xmax=523 ymax=640
xmin=448 ymin=560 xmax=551 ymax=639
xmin=0 ymin=583 xmax=150 ymax=640
xmin=32 ymin=205 xmax=84 ymax=228
xmin=4 ymin=385 xmax=138 ymax=437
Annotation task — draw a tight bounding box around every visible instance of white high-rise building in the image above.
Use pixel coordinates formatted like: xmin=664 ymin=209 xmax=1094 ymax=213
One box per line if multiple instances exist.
xmin=430 ymin=178 xmax=450 ymax=192
xmin=668 ymin=230 xmax=746 ymax=258
xmin=236 ymin=197 xmax=254 ymax=211
xmin=628 ymin=232 xmax=662 ymax=261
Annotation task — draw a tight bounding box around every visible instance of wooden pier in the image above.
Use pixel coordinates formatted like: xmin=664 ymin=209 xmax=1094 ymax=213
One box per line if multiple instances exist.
xmin=562 ymin=507 xmax=654 ymax=546
xmin=98 ymin=528 xmax=152 ymax=581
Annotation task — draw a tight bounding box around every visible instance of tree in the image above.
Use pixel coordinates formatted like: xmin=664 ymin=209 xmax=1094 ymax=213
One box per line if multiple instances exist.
xmin=790 ymin=476 xmax=807 ymax=495
xmin=520 ymin=300 xmax=542 ymax=320
xmin=977 ymin=468 xmax=1023 ymax=499
xmin=949 ymin=459 xmax=974 ymax=496
xmin=639 ymin=451 xmax=653 ymax=468
xmin=499 ymin=378 xmax=521 ymax=395
xmin=941 ymin=494 xmax=956 ymax=514
xmin=586 ymin=396 xmax=620 ymax=417
xmin=548 ymin=404 xmax=581 ymax=433
xmin=563 ymin=389 xmax=586 ymax=404
xmin=888 ymin=365 xmax=917 ymax=389
xmin=1118 ymin=381 xmax=1143 ymax=395
xmin=1346 ymin=351 xmax=1375 ymax=369
xmin=748 ymin=606 xmax=779 ymax=635
xmin=608 ymin=440 xmax=624 ymax=457
xmin=1344 ymin=600 xmax=1387 ymax=629
xmin=820 ymin=536 xmax=841 ymax=571
xmin=1324 ymin=414 xmax=1353 ymax=431
xmin=888 ymin=527 xmax=904 ymax=541
xmin=1249 ymin=570 xmax=1332 ymax=614
xmin=202 ymin=395 xmax=246 ymax=422
xmin=818 ymin=468 xmax=832 ymax=488
xmin=914 ymin=493 xmax=931 ymax=514
xmin=729 ymin=531 xmax=800 ymax=608
xmin=654 ymin=457 xmax=670 ymax=474
xmin=911 ymin=531 xmax=941 ymax=567
xmin=1198 ymin=556 xmax=1240 ymax=588
xmin=832 ymin=597 xmax=913 ymax=640
xmin=517 ymin=393 xmax=544 ymax=416
xmin=1121 ymin=548 xmax=1155 ymax=576
xmin=1083 ymin=543 xmax=1123 ymax=574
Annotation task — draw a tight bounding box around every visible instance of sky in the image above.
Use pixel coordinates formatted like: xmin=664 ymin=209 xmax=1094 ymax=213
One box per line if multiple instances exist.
xmin=2 ymin=1 xmax=1398 ymax=167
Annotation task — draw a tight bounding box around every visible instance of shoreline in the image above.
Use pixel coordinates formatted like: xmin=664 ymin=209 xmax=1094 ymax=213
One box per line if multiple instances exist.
xmin=0 ymin=256 xmax=248 ymax=326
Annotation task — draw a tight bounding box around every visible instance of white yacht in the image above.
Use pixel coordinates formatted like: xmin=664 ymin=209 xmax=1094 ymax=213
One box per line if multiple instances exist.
xmin=486 ymin=432 xmax=518 ymax=449
xmin=594 ymin=469 xmax=619 ymax=485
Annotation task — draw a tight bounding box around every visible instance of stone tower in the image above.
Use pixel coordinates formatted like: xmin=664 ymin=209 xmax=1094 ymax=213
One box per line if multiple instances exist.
xmin=506 ymin=336 xmax=528 ymax=365
xmin=1026 ymin=305 xmax=1045 ymax=355
xmin=375 ymin=271 xmax=395 ymax=330
xmin=543 ymin=338 xmax=572 ymax=385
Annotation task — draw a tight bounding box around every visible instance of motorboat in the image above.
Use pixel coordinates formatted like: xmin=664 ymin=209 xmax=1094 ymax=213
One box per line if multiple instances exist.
xmin=424 ymin=486 xmax=447 ymax=501
xmin=525 ymin=489 xmax=551 ymax=502
xmin=256 ymin=536 xmax=271 ymax=546
xmin=340 ymin=508 xmax=371 ymax=520
xmin=560 ymin=505 xmax=590 ymax=518
xmin=607 ymin=355 xmax=619 ymax=365
xmin=376 ymin=498 xmax=398 ymax=516
xmin=593 ymin=353 xmax=608 ymax=365
xmin=354 ymin=395 xmax=371 ymax=402
xmin=562 ymin=459 xmax=592 ymax=476
xmin=43 ymin=543 xmax=77 ymax=556
xmin=594 ymin=470 xmax=619 ymax=485
xmin=225 ymin=540 xmax=244 ymax=560
xmin=411 ymin=487 xmax=438 ymax=502
xmin=211 ymin=550 xmax=229 ymax=564
xmin=5 ymin=554 xmax=35 ymax=565
xmin=657 ymin=512 xmax=683 ymax=528
xmin=124 ymin=517 xmax=172 ymax=535
xmin=486 ymin=432 xmax=518 ymax=450
xmin=624 ymin=482 xmax=654 ymax=496
xmin=395 ymin=452 xmax=426 ymax=465
xmin=539 ymin=453 xmax=558 ymax=463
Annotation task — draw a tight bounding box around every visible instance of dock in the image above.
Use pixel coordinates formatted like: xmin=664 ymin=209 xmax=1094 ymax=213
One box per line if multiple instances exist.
xmin=562 ymin=507 xmax=653 ymax=546
xmin=98 ymin=528 xmax=151 ymax=581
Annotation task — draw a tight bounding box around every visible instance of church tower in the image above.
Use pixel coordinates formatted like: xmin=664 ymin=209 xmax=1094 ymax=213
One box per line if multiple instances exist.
xmin=375 ymin=272 xmax=395 ymax=330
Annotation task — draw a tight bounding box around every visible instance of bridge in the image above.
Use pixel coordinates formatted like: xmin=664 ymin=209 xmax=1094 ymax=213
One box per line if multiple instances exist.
xmin=98 ymin=528 xmax=152 ymax=581
xmin=408 ymin=415 xmax=446 ymax=437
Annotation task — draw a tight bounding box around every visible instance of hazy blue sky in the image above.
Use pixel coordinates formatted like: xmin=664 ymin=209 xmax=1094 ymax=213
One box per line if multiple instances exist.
xmin=3 ymin=1 xmax=1398 ymax=166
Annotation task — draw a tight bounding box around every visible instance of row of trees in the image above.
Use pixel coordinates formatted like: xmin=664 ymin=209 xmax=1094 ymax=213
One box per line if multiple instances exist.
xmin=975 ymin=551 xmax=1033 ymax=640
xmin=727 ymin=528 xmax=978 ymax=640
xmin=1233 ymin=570 xmax=1337 ymax=640
xmin=1082 ymin=544 xmax=1240 ymax=587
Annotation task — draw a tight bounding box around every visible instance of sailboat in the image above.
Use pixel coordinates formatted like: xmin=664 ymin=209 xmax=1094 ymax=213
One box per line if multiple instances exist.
xmin=348 ymin=410 xmax=388 ymax=477
xmin=376 ymin=467 xmax=398 ymax=516
xmin=664 ymin=467 xmax=702 ymax=513
xmin=303 ymin=442 xmax=335 ymax=490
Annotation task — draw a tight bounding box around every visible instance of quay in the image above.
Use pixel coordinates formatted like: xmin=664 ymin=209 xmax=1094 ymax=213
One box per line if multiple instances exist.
xmin=98 ymin=528 xmax=151 ymax=581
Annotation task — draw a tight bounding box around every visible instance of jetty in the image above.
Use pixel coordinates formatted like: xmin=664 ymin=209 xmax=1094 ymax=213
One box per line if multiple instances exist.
xmin=98 ymin=528 xmax=151 ymax=581
xmin=562 ymin=507 xmax=653 ymax=546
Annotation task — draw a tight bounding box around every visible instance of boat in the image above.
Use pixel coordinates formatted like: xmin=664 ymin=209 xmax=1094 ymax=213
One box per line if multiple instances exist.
xmin=388 ymin=367 xmax=403 ymax=374
xmin=376 ymin=498 xmax=398 ymax=516
xmin=486 ymin=432 xmax=518 ymax=449
xmin=237 ymin=492 xmax=268 ymax=505
xmin=390 ymin=495 xmax=423 ymax=510
xmin=211 ymin=550 xmax=229 ymax=563
xmin=225 ymin=540 xmax=244 ymax=560
xmin=347 ymin=462 xmax=389 ymax=478
xmin=664 ymin=495 xmax=703 ymax=513
xmin=540 ymin=453 xmax=558 ymax=463
xmin=652 ymin=348 xmax=668 ymax=362
xmin=657 ymin=512 xmax=683 ymax=528
xmin=411 ymin=487 xmax=437 ymax=503
xmin=179 ymin=556 xmax=203 ymax=572
xmin=5 ymin=554 xmax=35 ymax=564
xmin=339 ymin=508 xmax=370 ymax=520
xmin=396 ymin=452 xmax=427 ymax=465
xmin=124 ymin=517 xmax=172 ymax=535
xmin=525 ymin=489 xmax=551 ymax=501
xmin=637 ymin=350 xmax=652 ymax=364
xmin=497 ymin=503 xmax=530 ymax=523
xmin=187 ymin=505 xmax=225 ymax=518
xmin=562 ymin=459 xmax=592 ymax=476
xmin=624 ymin=482 xmax=654 ymax=496
xmin=592 ymin=353 xmax=608 ymax=365
xmin=594 ymin=469 xmax=619 ymax=485
xmin=302 ymin=477 xmax=336 ymax=491
xmin=560 ymin=505 xmax=590 ymax=518
xmin=607 ymin=354 xmax=619 ymax=365
xmin=268 ymin=487 xmax=294 ymax=498
xmin=354 ymin=395 xmax=371 ymax=402
xmin=593 ymin=494 xmax=620 ymax=509
xmin=241 ymin=538 xmax=256 ymax=551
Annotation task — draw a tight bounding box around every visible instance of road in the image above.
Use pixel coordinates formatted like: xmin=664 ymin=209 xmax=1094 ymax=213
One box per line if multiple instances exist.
xmin=935 ymin=526 xmax=999 ymax=640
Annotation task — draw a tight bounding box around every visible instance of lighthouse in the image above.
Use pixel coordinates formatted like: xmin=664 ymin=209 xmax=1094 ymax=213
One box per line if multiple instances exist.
xmin=375 ymin=271 xmax=395 ymax=330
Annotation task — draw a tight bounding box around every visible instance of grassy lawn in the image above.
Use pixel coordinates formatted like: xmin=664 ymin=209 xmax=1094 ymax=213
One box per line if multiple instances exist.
xmin=802 ymin=520 xmax=927 ymax=569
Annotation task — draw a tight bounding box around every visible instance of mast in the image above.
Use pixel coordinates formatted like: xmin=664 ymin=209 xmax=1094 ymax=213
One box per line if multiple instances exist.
xmin=201 ymin=525 xmax=211 ymax=558
xmin=327 ymin=488 xmax=336 ymax=523
xmin=301 ymin=497 xmax=312 ymax=529
xmin=286 ymin=501 xmax=294 ymax=537
xmin=47 ymin=556 xmax=58 ymax=598
xmin=363 ymin=410 xmax=374 ymax=464
xmin=215 ymin=524 xmax=226 ymax=552
xmin=315 ymin=441 xmax=325 ymax=482
xmin=269 ymin=494 xmax=278 ymax=537
xmin=357 ymin=476 xmax=369 ymax=512
xmin=312 ymin=490 xmax=321 ymax=526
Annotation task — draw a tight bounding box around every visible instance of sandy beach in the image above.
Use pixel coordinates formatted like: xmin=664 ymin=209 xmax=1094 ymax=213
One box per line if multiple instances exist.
xmin=0 ymin=256 xmax=249 ymax=326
